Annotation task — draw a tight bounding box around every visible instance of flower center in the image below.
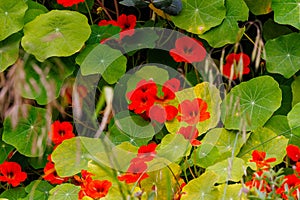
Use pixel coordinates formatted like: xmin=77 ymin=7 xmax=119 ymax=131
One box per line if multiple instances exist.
xmin=58 ymin=130 xmax=65 ymax=136
xmin=7 ymin=171 xmax=14 ymax=178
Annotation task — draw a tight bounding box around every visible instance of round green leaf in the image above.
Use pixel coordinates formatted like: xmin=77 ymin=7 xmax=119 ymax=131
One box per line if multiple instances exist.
xmin=0 ymin=187 xmax=26 ymax=200
xmin=265 ymin=115 xmax=300 ymax=145
xmin=108 ymin=118 xmax=152 ymax=146
xmin=21 ymin=10 xmax=91 ymax=62
xmin=201 ymin=128 xmax=247 ymax=158
xmin=181 ymin=171 xmax=219 ymax=200
xmin=292 ymin=76 xmax=300 ymax=106
xmin=3 ymin=105 xmax=48 ymax=157
xmin=52 ymin=137 xmax=106 ymax=177
xmin=211 ymin=184 xmax=245 ymax=200
xmin=21 ymin=57 xmax=74 ymax=105
xmin=24 ymin=180 xmax=53 ymax=200
xmin=156 ymin=134 xmax=191 ymax=163
xmin=171 ymin=0 xmax=226 ymax=34
xmin=287 ymin=102 xmax=300 ymax=137
xmin=0 ymin=32 xmax=22 ymax=72
xmin=80 ymin=44 xmax=127 ymax=84
xmin=49 ymin=184 xmax=80 ymax=200
xmin=221 ymin=76 xmax=282 ymax=131
xmin=265 ymin=33 xmax=300 ymax=78
xmin=272 ymin=0 xmax=300 ymax=29
xmin=0 ymin=0 xmax=27 ymax=41
xmin=244 ymin=0 xmax=272 ymax=15
xmin=238 ymin=127 xmax=288 ymax=169
xmin=207 ymin=157 xmax=245 ymax=183
xmin=199 ymin=0 xmax=248 ymax=48
xmin=193 ymin=143 xmax=222 ymax=168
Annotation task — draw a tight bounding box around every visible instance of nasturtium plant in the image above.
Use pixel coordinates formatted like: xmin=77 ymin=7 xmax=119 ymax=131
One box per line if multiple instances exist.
xmin=3 ymin=105 xmax=48 ymax=157
xmin=264 ymin=115 xmax=300 ymax=145
xmin=23 ymin=180 xmax=54 ymax=200
xmin=291 ymin=76 xmax=300 ymax=106
xmin=265 ymin=33 xmax=300 ymax=78
xmin=171 ymin=0 xmax=226 ymax=34
xmin=206 ymin=157 xmax=245 ymax=183
xmin=80 ymin=44 xmax=127 ymax=84
xmin=0 ymin=33 xmax=22 ymax=72
xmin=21 ymin=57 xmax=75 ymax=105
xmin=180 ymin=171 xmax=219 ymax=199
xmin=238 ymin=127 xmax=288 ymax=169
xmin=1 ymin=0 xmax=300 ymax=199
xmin=287 ymin=102 xmax=300 ymax=137
xmin=165 ymin=82 xmax=221 ymax=134
xmin=199 ymin=0 xmax=249 ymax=48
xmin=221 ymin=76 xmax=282 ymax=131
xmin=48 ymin=184 xmax=80 ymax=200
xmin=272 ymin=0 xmax=300 ymax=30
xmin=0 ymin=0 xmax=28 ymax=41
xmin=243 ymin=0 xmax=272 ymax=15
xmin=21 ymin=10 xmax=91 ymax=62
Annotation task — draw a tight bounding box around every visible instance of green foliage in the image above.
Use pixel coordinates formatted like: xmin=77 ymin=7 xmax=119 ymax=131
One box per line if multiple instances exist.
xmin=3 ymin=105 xmax=48 ymax=157
xmin=171 ymin=0 xmax=226 ymax=34
xmin=0 ymin=0 xmax=27 ymax=41
xmin=48 ymin=184 xmax=80 ymax=200
xmin=21 ymin=10 xmax=91 ymax=61
xmin=221 ymin=76 xmax=282 ymax=131
xmin=199 ymin=0 xmax=249 ymax=47
xmin=265 ymin=33 xmax=300 ymax=78
xmin=272 ymin=0 xmax=300 ymax=29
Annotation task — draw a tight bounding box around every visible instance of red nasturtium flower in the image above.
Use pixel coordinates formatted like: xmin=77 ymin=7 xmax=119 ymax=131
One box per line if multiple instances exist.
xmin=177 ymin=98 xmax=210 ymax=125
xmin=118 ymin=161 xmax=149 ymax=184
xmin=177 ymin=126 xmax=201 ymax=146
xmin=98 ymin=14 xmax=137 ymax=38
xmin=169 ymin=36 xmax=206 ymax=63
xmin=117 ymin=14 xmax=137 ymax=36
xmin=127 ymin=79 xmax=158 ymax=114
xmin=0 ymin=161 xmax=27 ymax=187
xmin=76 ymin=170 xmax=112 ymax=199
xmin=249 ymin=150 xmax=276 ymax=169
xmin=57 ymin=0 xmax=85 ymax=7
xmin=222 ymin=53 xmax=251 ymax=80
xmin=148 ymin=78 xmax=180 ymax=123
xmin=136 ymin=143 xmax=158 ymax=162
xmin=49 ymin=121 xmax=75 ymax=145
xmin=286 ymin=144 xmax=300 ymax=162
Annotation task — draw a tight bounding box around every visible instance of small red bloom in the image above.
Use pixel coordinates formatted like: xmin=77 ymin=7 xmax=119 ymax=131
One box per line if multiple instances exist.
xmin=177 ymin=126 xmax=201 ymax=146
xmin=148 ymin=104 xmax=178 ymax=123
xmin=170 ymin=36 xmax=206 ymax=63
xmin=85 ymin=180 xmax=112 ymax=199
xmin=98 ymin=19 xmax=119 ymax=27
xmin=127 ymin=80 xmax=158 ymax=114
xmin=118 ymin=162 xmax=149 ymax=184
xmin=136 ymin=143 xmax=157 ymax=162
xmin=49 ymin=121 xmax=75 ymax=145
xmin=117 ymin=14 xmax=136 ymax=31
xmin=0 ymin=162 xmax=27 ymax=187
xmin=222 ymin=53 xmax=250 ymax=80
xmin=43 ymin=161 xmax=69 ymax=184
xmin=177 ymin=98 xmax=210 ymax=125
xmin=250 ymin=150 xmax=276 ymax=169
xmin=57 ymin=0 xmax=85 ymax=7
xmin=160 ymin=78 xmax=181 ymax=101
xmin=286 ymin=145 xmax=300 ymax=162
